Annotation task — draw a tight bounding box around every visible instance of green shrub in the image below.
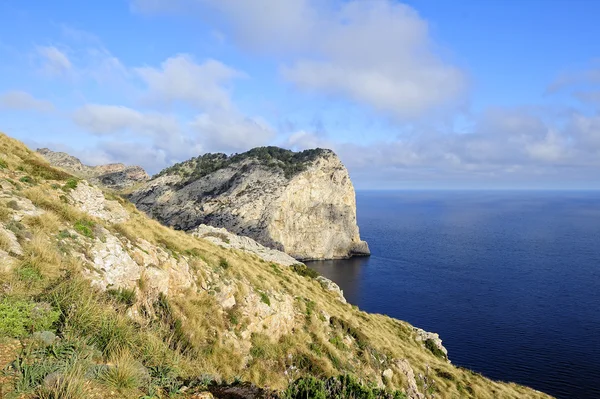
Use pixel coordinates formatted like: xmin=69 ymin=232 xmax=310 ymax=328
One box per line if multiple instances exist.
xmin=219 ymin=257 xmax=230 ymax=269
xmin=283 ymin=375 xmax=407 ymax=399
xmin=259 ymin=291 xmax=271 ymax=306
xmin=0 ymin=298 xmax=60 ymax=338
xmin=74 ymin=219 xmax=95 ymax=239
xmin=0 ymin=157 xmax=7 ymax=169
xmin=20 ymin=176 xmax=34 ymax=184
xmin=291 ymin=263 xmax=319 ymax=279
xmin=107 ymin=287 xmax=137 ymax=307
xmin=435 ymin=368 xmax=455 ymax=381
xmin=425 ymin=339 xmax=447 ymax=359
xmin=62 ymin=178 xmax=78 ymax=192
xmin=16 ymin=262 xmax=43 ymax=283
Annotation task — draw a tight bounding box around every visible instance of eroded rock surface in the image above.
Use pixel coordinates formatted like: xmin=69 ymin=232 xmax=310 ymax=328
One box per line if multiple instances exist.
xmin=130 ymin=147 xmax=369 ymax=261
xmin=191 ymin=224 xmax=299 ymax=266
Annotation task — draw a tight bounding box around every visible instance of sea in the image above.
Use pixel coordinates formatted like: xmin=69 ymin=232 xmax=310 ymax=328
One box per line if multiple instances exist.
xmin=306 ymin=190 xmax=600 ymax=399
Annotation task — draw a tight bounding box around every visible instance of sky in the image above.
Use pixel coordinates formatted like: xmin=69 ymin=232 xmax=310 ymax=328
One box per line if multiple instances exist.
xmin=0 ymin=0 xmax=599 ymax=189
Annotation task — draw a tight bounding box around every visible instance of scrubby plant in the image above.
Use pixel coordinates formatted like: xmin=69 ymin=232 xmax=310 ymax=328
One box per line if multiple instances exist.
xmin=0 ymin=157 xmax=8 ymax=168
xmin=291 ymin=263 xmax=319 ymax=279
xmin=74 ymin=219 xmax=95 ymax=238
xmin=99 ymin=351 xmax=147 ymax=391
xmin=283 ymin=375 xmax=407 ymax=399
xmin=0 ymin=298 xmax=60 ymax=338
xmin=425 ymin=338 xmax=447 ymax=359
xmin=219 ymin=257 xmax=230 ymax=269
xmin=62 ymin=178 xmax=78 ymax=192
xmin=20 ymin=175 xmax=34 ymax=184
xmin=107 ymin=287 xmax=137 ymax=307
xmin=259 ymin=291 xmax=271 ymax=306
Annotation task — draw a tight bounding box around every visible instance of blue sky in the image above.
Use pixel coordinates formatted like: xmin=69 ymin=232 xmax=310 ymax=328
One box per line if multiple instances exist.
xmin=0 ymin=0 xmax=599 ymax=189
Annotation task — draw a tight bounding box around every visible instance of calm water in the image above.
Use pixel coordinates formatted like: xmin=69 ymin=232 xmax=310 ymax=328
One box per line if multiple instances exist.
xmin=307 ymin=191 xmax=600 ymax=399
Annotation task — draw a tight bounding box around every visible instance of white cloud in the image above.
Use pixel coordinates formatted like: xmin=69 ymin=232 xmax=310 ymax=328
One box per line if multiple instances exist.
xmin=135 ymin=54 xmax=244 ymax=110
xmin=132 ymin=0 xmax=467 ymax=119
xmin=36 ymin=46 xmax=72 ymax=76
xmin=72 ymin=104 xmax=179 ymax=137
xmin=0 ymin=90 xmax=54 ymax=112
xmin=190 ymin=112 xmax=275 ymax=153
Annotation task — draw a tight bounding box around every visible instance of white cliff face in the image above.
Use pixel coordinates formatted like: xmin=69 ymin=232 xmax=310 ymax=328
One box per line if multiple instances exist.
xmin=129 ymin=148 xmax=370 ymax=261
xmin=269 ymin=155 xmax=368 ymax=260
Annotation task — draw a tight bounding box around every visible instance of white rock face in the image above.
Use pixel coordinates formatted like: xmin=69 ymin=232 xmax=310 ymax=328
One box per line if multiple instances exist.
xmin=191 ymin=224 xmax=299 ymax=266
xmin=70 ymin=183 xmax=129 ymax=223
xmin=130 ymin=148 xmax=370 ymax=261
xmin=89 ymin=232 xmax=141 ymax=290
xmin=413 ymin=327 xmax=449 ymax=360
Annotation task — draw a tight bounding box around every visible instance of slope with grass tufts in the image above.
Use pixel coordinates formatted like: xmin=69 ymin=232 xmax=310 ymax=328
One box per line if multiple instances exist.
xmin=0 ymin=132 xmax=552 ymax=399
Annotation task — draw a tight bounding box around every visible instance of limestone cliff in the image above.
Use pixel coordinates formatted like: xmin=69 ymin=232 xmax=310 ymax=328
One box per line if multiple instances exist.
xmin=37 ymin=148 xmax=149 ymax=190
xmin=129 ymin=147 xmax=370 ymax=260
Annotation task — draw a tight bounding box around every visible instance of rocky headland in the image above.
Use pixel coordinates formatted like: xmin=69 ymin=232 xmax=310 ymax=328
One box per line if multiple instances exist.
xmin=129 ymin=147 xmax=370 ymax=261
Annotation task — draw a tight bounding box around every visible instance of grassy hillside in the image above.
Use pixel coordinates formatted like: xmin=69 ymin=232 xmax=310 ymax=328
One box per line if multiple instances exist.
xmin=0 ymin=132 xmax=551 ymax=398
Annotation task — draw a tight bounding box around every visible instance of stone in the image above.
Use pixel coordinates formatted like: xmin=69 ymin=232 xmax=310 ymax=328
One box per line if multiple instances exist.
xmin=88 ymin=232 xmax=141 ymax=290
xmin=129 ymin=148 xmax=369 ymax=261
xmin=69 ymin=182 xmax=129 ymax=224
xmin=394 ymin=359 xmax=424 ymax=399
xmin=37 ymin=148 xmax=149 ymax=190
xmin=191 ymin=224 xmax=300 ymax=266
xmin=413 ymin=327 xmax=449 ymax=360
xmin=316 ymin=276 xmax=347 ymax=303
xmin=0 ymin=226 xmax=23 ymax=256
xmin=382 ymin=368 xmax=394 ymax=380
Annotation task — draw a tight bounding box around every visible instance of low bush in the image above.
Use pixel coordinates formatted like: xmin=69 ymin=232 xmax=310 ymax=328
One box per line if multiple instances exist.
xmin=74 ymin=219 xmax=95 ymax=239
xmin=425 ymin=339 xmax=447 ymax=359
xmin=219 ymin=257 xmax=230 ymax=269
xmin=0 ymin=298 xmax=60 ymax=338
xmin=291 ymin=263 xmax=319 ymax=279
xmin=107 ymin=287 xmax=137 ymax=307
xmin=283 ymin=375 xmax=407 ymax=399
xmin=62 ymin=178 xmax=78 ymax=192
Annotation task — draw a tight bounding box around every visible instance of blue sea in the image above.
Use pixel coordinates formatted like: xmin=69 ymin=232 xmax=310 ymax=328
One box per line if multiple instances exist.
xmin=307 ymin=191 xmax=600 ymax=399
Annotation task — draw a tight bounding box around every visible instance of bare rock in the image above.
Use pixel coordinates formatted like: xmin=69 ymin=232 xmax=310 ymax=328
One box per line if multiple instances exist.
xmin=129 ymin=147 xmax=369 ymax=261
xmin=191 ymin=224 xmax=299 ymax=266
xmin=89 ymin=232 xmax=141 ymax=290
xmin=394 ymin=359 xmax=424 ymax=399
xmin=414 ymin=327 xmax=449 ymax=360
xmin=69 ymin=182 xmax=129 ymax=224
xmin=316 ymin=276 xmax=347 ymax=303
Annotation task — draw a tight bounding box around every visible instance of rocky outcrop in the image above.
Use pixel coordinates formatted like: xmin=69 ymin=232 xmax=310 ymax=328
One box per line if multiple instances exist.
xmin=129 ymin=147 xmax=370 ymax=261
xmin=37 ymin=148 xmax=148 ymax=190
xmin=191 ymin=224 xmax=299 ymax=266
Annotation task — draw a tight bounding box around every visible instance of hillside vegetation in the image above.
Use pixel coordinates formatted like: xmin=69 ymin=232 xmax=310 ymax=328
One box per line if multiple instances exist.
xmin=156 ymin=147 xmax=330 ymax=183
xmin=0 ymin=132 xmax=551 ymax=398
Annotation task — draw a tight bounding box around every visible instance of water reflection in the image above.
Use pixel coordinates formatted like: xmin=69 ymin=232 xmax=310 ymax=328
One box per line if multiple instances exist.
xmin=305 ymin=256 xmax=370 ymax=303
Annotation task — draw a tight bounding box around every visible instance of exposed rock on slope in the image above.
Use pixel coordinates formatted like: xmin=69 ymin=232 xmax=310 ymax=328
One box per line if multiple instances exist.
xmin=191 ymin=224 xmax=300 ymax=266
xmin=37 ymin=148 xmax=148 ymax=190
xmin=130 ymin=147 xmax=370 ymax=261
